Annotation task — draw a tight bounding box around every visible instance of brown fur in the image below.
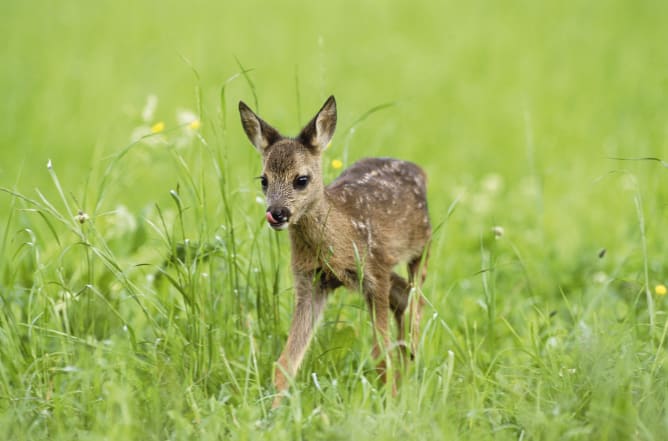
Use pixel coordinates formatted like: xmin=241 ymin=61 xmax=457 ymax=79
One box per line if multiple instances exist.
xmin=239 ymin=96 xmax=431 ymax=407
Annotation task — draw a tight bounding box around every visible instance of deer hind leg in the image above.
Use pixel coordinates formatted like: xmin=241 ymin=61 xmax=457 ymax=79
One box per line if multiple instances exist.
xmin=407 ymin=248 xmax=430 ymax=359
xmin=364 ymin=271 xmax=393 ymax=391
xmin=389 ymin=272 xmax=411 ymax=365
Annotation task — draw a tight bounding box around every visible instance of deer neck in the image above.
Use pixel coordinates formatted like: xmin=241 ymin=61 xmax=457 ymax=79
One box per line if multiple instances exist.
xmin=289 ymin=186 xmax=338 ymax=254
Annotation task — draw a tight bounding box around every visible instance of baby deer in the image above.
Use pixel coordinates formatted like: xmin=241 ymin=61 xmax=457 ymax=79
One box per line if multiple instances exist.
xmin=239 ymin=96 xmax=431 ymax=407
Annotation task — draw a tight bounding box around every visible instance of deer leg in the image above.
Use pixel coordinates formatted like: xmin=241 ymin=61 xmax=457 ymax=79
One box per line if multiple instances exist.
xmin=407 ymin=248 xmax=429 ymax=359
xmin=273 ymin=273 xmax=328 ymax=408
xmin=364 ymin=272 xmax=394 ymax=392
xmin=389 ymin=272 xmax=411 ymax=365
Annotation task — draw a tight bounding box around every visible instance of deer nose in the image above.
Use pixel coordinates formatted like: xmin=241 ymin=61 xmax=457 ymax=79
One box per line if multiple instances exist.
xmin=266 ymin=206 xmax=290 ymax=225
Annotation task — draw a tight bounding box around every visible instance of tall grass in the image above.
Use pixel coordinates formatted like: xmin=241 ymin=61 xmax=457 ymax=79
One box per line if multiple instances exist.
xmin=2 ymin=78 xmax=667 ymax=440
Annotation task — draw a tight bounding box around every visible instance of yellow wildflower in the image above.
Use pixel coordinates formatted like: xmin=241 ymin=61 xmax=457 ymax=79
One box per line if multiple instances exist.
xmin=151 ymin=121 xmax=165 ymax=133
xmin=331 ymin=159 xmax=343 ymax=170
xmin=655 ymin=284 xmax=667 ymax=296
xmin=189 ymin=119 xmax=201 ymax=130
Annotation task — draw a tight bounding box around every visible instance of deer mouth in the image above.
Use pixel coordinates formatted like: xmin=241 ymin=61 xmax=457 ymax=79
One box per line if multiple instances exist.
xmin=266 ymin=211 xmax=289 ymax=230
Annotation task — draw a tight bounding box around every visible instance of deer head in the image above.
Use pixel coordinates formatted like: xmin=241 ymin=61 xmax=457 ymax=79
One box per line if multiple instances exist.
xmin=239 ymin=96 xmax=337 ymax=230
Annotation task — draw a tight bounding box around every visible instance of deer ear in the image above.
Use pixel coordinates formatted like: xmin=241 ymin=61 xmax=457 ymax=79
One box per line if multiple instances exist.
xmin=239 ymin=101 xmax=282 ymax=152
xmin=299 ymin=95 xmax=337 ymax=152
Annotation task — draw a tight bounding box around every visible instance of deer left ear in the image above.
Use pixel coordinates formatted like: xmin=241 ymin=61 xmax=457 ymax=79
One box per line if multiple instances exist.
xmin=299 ymin=95 xmax=337 ymax=151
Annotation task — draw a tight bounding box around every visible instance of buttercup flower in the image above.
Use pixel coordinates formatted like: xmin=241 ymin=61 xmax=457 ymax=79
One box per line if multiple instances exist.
xmin=656 ymin=284 xmax=667 ymax=296
xmin=331 ymin=159 xmax=343 ymax=169
xmin=151 ymin=121 xmax=165 ymax=133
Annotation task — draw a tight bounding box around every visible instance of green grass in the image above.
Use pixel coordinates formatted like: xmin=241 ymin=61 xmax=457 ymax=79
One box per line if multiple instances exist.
xmin=2 ymin=0 xmax=668 ymax=439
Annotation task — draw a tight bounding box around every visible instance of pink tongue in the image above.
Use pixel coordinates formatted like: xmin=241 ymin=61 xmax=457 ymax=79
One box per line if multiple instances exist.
xmin=266 ymin=211 xmax=277 ymax=224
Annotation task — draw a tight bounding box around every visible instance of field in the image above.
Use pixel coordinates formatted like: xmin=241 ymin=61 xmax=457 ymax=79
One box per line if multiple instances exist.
xmin=2 ymin=0 xmax=668 ymax=439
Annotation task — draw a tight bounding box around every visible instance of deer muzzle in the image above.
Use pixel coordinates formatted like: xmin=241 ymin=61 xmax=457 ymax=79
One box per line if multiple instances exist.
xmin=266 ymin=207 xmax=290 ymax=230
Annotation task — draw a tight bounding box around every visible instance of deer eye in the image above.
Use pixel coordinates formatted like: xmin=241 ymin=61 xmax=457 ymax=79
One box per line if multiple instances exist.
xmin=293 ymin=175 xmax=310 ymax=190
xmin=260 ymin=175 xmax=268 ymax=192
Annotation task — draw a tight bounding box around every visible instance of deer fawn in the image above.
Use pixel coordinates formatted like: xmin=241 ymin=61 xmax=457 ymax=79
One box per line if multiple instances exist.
xmin=239 ymin=96 xmax=431 ymax=407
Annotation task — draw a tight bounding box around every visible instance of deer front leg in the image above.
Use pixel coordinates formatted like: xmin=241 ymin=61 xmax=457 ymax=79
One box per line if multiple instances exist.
xmin=273 ymin=273 xmax=327 ymax=408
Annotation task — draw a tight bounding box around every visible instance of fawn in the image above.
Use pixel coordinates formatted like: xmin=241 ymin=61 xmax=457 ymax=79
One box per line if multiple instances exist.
xmin=239 ymin=96 xmax=431 ymax=407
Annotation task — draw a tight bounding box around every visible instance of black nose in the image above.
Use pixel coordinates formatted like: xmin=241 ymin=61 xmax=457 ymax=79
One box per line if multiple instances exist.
xmin=269 ymin=207 xmax=290 ymax=223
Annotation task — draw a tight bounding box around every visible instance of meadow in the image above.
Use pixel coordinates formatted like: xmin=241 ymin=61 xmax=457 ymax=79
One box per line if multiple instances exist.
xmin=1 ymin=0 xmax=668 ymax=439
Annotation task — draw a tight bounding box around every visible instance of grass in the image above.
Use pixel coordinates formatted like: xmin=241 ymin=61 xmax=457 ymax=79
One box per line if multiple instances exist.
xmin=2 ymin=0 xmax=668 ymax=439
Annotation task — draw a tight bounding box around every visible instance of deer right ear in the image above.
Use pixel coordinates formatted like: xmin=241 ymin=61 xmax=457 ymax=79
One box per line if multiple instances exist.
xmin=298 ymin=95 xmax=337 ymax=152
xmin=239 ymin=101 xmax=282 ymax=152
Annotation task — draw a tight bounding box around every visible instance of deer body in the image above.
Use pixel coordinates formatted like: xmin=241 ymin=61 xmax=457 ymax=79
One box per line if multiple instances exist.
xmin=239 ymin=97 xmax=431 ymax=407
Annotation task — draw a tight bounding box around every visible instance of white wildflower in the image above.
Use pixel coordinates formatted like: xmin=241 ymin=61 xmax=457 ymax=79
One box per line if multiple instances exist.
xmin=481 ymin=173 xmax=504 ymax=194
xmin=142 ymin=94 xmax=158 ymax=122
